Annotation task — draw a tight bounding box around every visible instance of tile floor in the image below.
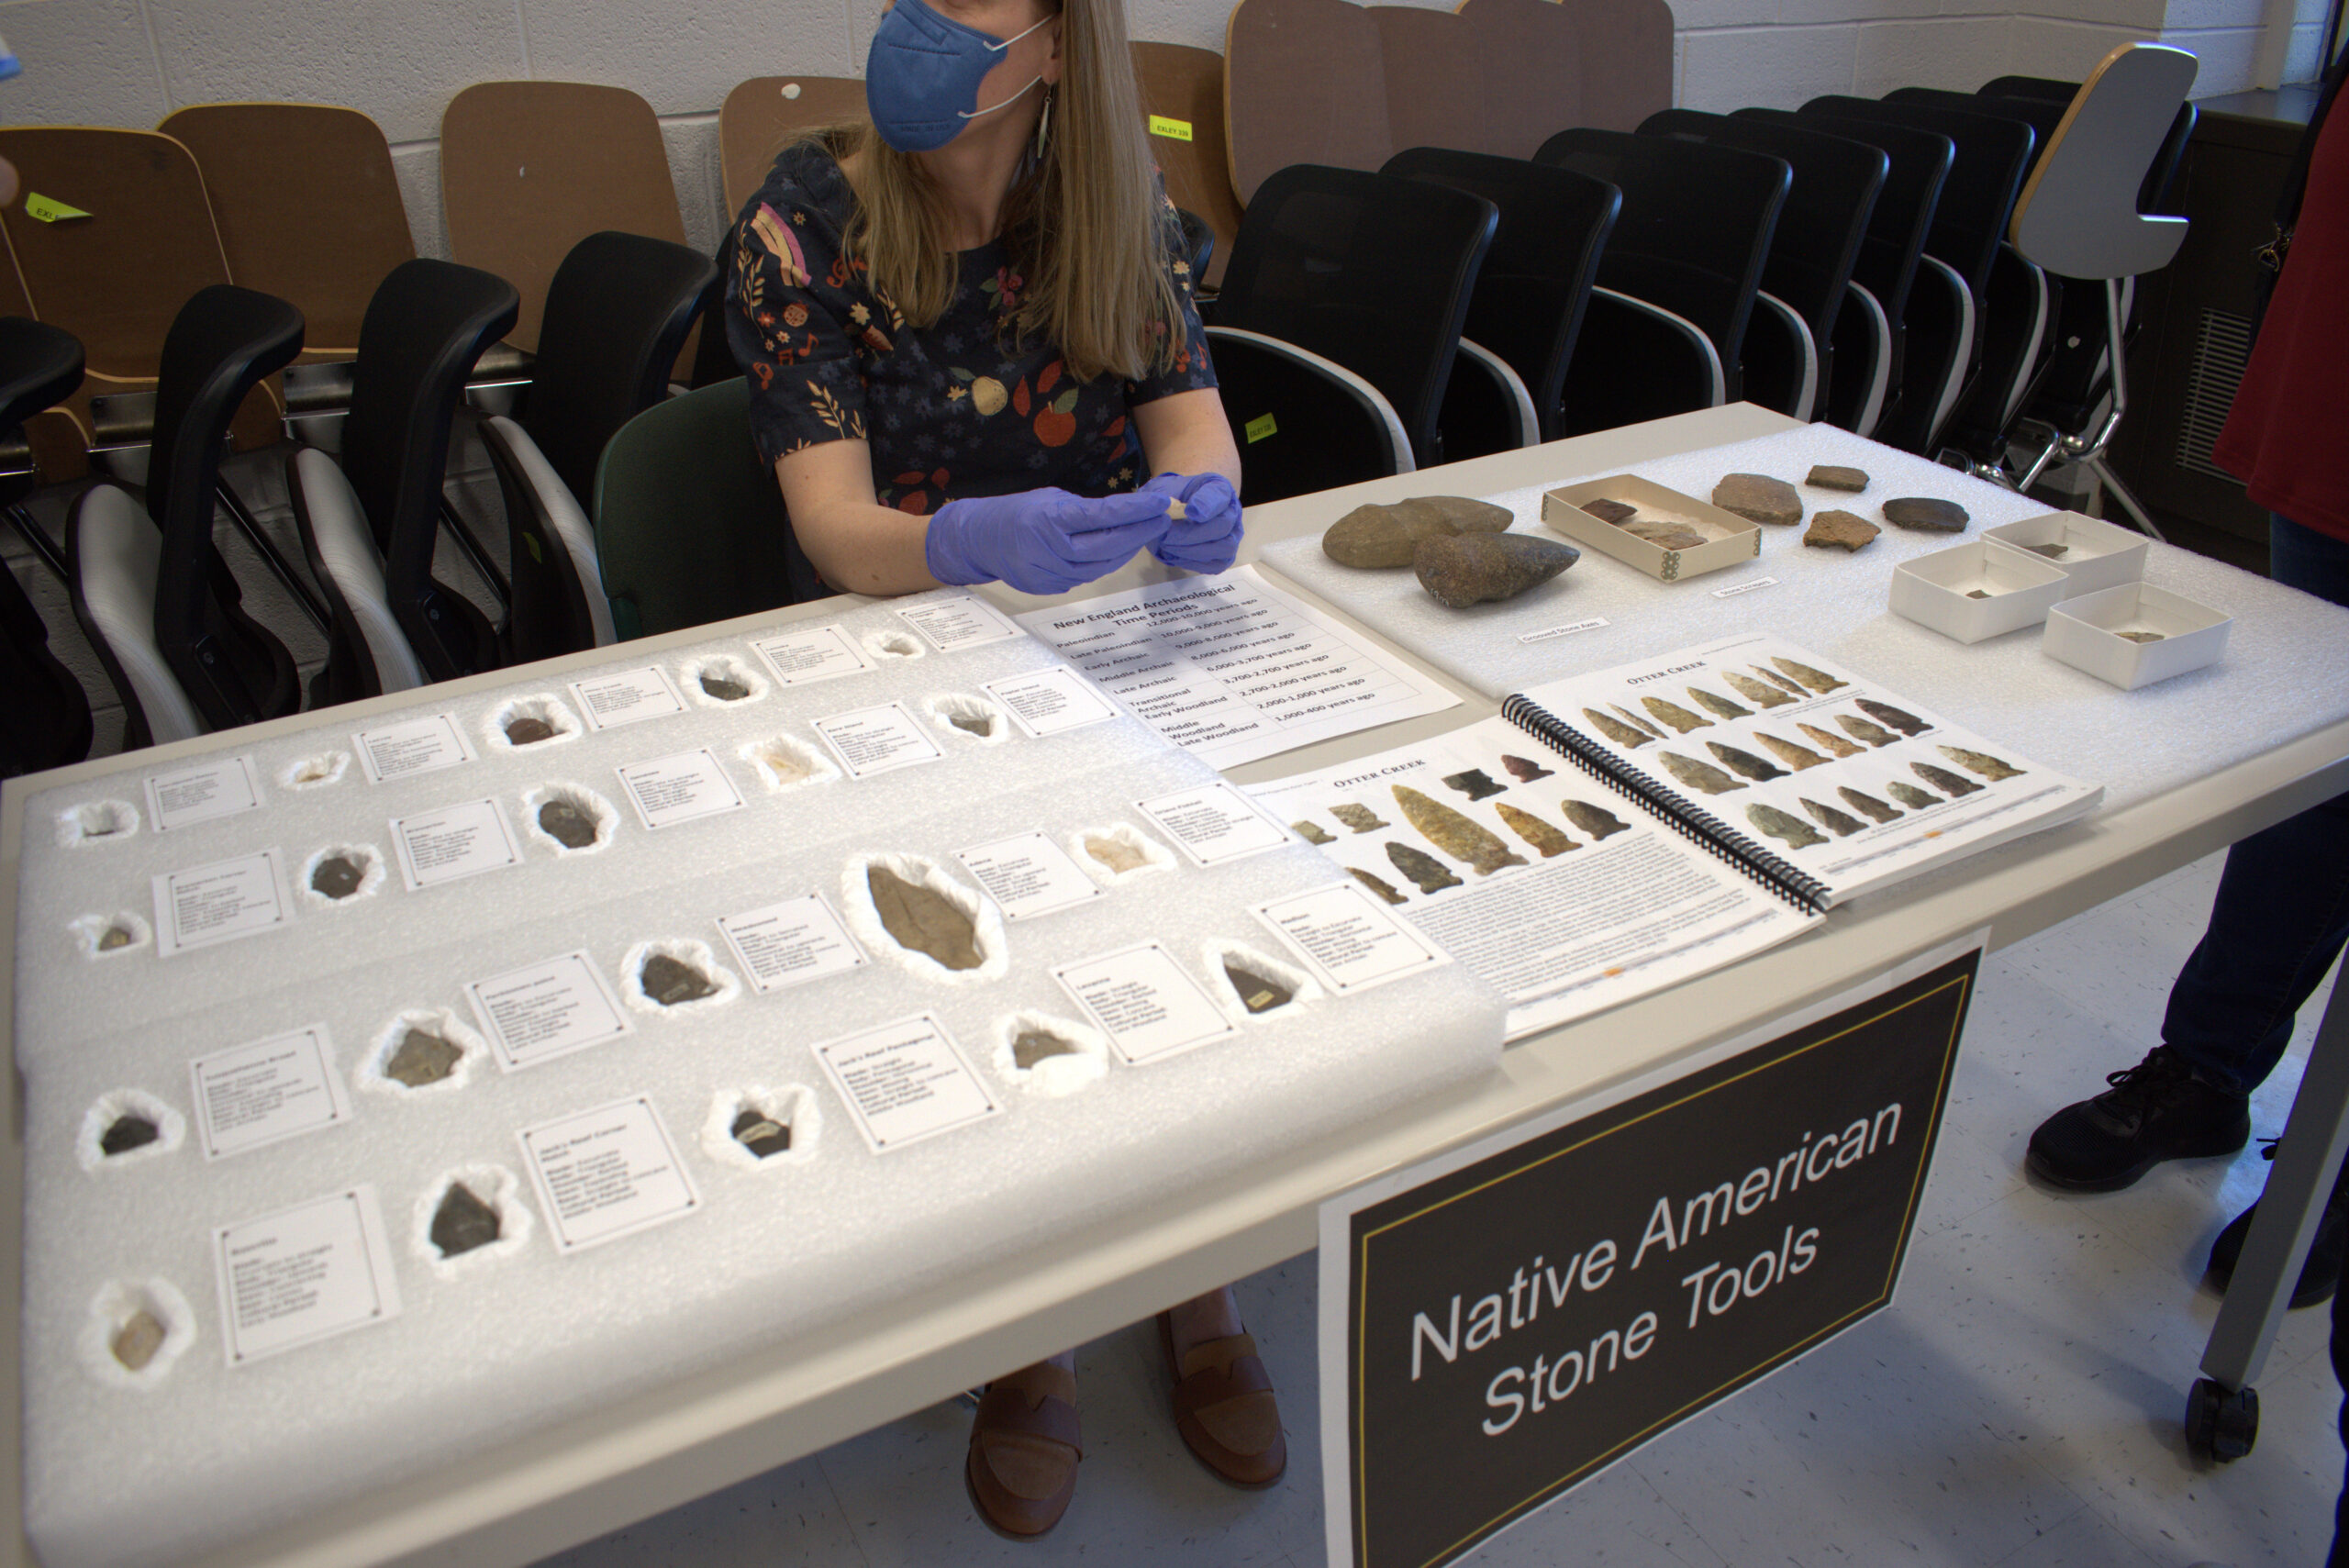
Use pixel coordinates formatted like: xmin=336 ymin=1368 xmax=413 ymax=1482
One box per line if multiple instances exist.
xmin=535 ymin=851 xmax=2343 ymax=1568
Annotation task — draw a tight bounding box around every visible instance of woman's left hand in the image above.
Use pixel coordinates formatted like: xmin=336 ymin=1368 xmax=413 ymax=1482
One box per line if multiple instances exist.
xmin=1140 ymin=472 xmax=1243 ymax=574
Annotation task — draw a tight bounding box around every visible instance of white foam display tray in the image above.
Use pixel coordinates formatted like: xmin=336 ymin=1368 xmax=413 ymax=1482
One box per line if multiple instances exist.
xmin=11 ymin=593 xmax=1506 ymax=1568
xmin=1260 ymin=423 xmax=2349 ymax=817
xmin=1889 ymin=539 xmax=2073 ymax=643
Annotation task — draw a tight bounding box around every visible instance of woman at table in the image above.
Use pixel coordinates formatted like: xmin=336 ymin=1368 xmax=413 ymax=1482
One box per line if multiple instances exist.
xmin=720 ymin=0 xmax=1276 ymax=1537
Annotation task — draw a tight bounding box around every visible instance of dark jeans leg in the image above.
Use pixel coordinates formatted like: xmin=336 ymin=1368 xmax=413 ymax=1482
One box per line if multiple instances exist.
xmin=2163 ymin=517 xmax=2349 ymax=1095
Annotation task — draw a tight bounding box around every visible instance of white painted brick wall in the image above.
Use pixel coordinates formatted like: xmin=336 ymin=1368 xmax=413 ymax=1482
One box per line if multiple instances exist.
xmin=0 ymin=0 xmax=2322 ymax=267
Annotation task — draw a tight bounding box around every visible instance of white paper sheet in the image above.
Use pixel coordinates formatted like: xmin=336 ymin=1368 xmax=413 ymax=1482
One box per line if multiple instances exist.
xmin=812 ymin=702 xmax=945 ymax=778
xmin=896 ymin=594 xmax=1021 ymax=651
xmin=571 ymin=667 xmax=687 ymax=730
xmin=213 ymin=1186 xmax=401 ymax=1366
xmin=145 ymin=755 xmax=262 ymax=831
xmin=1017 ymin=565 xmax=1459 ymax=766
xmin=616 ymin=748 xmax=748 ymax=828
xmin=390 ymin=799 xmax=523 ymax=890
xmin=465 ymin=951 xmax=634 ymax=1072
xmin=954 ymin=831 xmax=1102 ymax=920
xmin=189 ymin=1025 xmax=353 ymax=1161
xmin=814 ymin=1013 xmax=1002 ymax=1151
xmin=750 ymin=624 xmax=873 ymax=686
xmin=1052 ymin=942 xmax=1238 ymax=1064
xmin=716 ymin=895 xmax=868 ymax=994
xmin=517 ymin=1095 xmax=702 ymax=1254
xmin=351 ymin=714 xmax=472 ymax=784
xmin=151 ymin=850 xmax=293 ymax=956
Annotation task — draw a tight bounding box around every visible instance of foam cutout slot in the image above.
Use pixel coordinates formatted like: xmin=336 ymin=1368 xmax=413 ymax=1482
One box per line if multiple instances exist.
xmin=75 ymin=1089 xmax=184 ymax=1172
xmin=55 ymin=799 xmax=138 ymax=847
xmin=78 ymin=1278 xmax=195 ymax=1391
xmin=988 ymin=1009 xmax=1111 ymax=1096
xmin=700 ymin=1084 xmax=823 ymax=1169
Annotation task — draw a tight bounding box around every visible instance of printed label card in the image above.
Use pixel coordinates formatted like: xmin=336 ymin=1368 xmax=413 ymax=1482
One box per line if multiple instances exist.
xmin=517 ymin=1095 xmax=701 ymax=1254
xmin=570 ymin=666 xmax=686 ymax=730
xmin=1252 ymin=883 xmax=1448 ymax=994
xmin=751 ymin=625 xmax=873 ymax=686
xmin=1052 ymin=943 xmax=1238 ymax=1064
xmin=983 ymin=667 xmax=1119 ymax=738
xmin=214 ymin=1186 xmax=401 ymax=1366
xmin=390 ymin=798 xmax=523 ymax=890
xmin=190 ymin=1025 xmax=354 ymax=1161
xmin=615 ymin=748 xmax=746 ymax=828
xmin=954 ymin=832 xmax=1101 ymax=920
xmin=352 ymin=714 xmax=473 ymax=784
xmin=814 ymin=1013 xmax=1002 ymax=1152
xmin=145 ymin=754 xmax=262 ymax=830
xmin=466 ymin=951 xmax=634 ymax=1072
xmin=152 ymin=850 xmax=292 ymax=956
xmin=897 ymin=595 xmax=1021 ymax=651
xmin=717 ymin=894 xmax=868 ymax=994
xmin=1136 ymin=782 xmax=1291 ymax=866
xmin=812 ymin=702 xmax=945 ymax=778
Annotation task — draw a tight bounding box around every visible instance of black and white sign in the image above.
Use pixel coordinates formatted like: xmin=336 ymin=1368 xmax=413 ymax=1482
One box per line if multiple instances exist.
xmin=1318 ymin=939 xmax=1980 ymax=1568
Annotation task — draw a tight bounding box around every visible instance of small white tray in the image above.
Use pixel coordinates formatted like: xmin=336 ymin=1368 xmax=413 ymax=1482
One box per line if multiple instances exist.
xmin=1888 ymin=540 xmax=2072 ymax=643
xmin=1982 ymin=510 xmax=2149 ymax=597
xmin=2043 ymin=581 xmax=2232 ymax=688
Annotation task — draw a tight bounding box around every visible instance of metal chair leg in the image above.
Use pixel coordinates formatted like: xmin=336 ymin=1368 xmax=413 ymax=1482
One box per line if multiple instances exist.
xmin=2086 ymin=458 xmax=2167 ymax=542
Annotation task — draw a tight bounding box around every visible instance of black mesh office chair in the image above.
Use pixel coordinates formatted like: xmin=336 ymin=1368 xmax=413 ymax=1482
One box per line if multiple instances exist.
xmin=68 ymin=286 xmax=306 ymax=739
xmin=1797 ymin=96 xmax=2034 ymax=454
xmin=1206 ymin=164 xmax=1497 ymax=496
xmin=1381 ymin=147 xmax=1620 ymax=452
xmin=1736 ymin=107 xmax=1948 ymax=439
xmin=0 ymin=317 xmax=92 ymax=774
xmin=487 ymin=231 xmax=715 ymax=664
xmin=1534 ymin=128 xmax=1789 ymax=432
xmin=1638 ymin=110 xmax=1885 ymax=424
xmin=313 ymin=260 xmax=519 ymax=689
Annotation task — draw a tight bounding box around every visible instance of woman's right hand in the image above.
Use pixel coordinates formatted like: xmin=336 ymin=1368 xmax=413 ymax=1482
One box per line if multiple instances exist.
xmin=925 ymin=487 xmax=1173 ymax=595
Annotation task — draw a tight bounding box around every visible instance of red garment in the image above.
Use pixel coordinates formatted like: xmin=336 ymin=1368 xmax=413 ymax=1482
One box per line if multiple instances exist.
xmin=2213 ymin=93 xmax=2349 ymax=540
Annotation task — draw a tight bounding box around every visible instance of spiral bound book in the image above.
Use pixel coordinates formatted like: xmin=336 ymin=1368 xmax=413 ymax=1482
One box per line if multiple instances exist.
xmin=1247 ymin=632 xmax=2098 ymax=1039
xmin=1506 ymin=631 xmax=2102 ymax=911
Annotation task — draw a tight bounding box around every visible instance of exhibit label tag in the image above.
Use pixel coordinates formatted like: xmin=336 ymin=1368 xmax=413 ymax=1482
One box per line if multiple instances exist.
xmin=1318 ymin=937 xmax=1981 ymax=1568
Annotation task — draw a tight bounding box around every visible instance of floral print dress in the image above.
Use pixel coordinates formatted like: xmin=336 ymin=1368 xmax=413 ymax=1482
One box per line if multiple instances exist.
xmin=724 ymin=138 xmax=1217 ymax=530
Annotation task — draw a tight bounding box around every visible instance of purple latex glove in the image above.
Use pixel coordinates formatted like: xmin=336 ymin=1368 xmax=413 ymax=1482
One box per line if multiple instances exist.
xmin=1141 ymin=471 xmax=1244 ymax=574
xmin=924 ymin=486 xmax=1173 ymax=595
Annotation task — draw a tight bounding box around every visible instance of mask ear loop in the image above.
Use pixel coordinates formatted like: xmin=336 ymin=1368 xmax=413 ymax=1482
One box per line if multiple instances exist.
xmin=1032 ymin=84 xmax=1053 ymax=158
xmin=956 ymin=12 xmax=1053 ymax=122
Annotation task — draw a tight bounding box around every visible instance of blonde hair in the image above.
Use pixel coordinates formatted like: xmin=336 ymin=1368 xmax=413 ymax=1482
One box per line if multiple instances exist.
xmin=831 ymin=0 xmax=1187 ymax=383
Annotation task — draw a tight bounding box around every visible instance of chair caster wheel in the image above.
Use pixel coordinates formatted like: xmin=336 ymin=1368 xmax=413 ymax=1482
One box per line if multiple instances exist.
xmin=2184 ymin=1377 xmax=2258 ymax=1462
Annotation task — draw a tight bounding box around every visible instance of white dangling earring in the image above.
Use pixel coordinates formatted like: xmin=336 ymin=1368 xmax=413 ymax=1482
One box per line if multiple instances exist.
xmin=1033 ymin=85 xmax=1053 ymax=161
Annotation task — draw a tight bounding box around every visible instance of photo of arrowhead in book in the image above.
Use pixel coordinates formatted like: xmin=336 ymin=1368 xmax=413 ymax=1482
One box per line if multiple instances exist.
xmin=1386 ymin=841 xmax=1462 ymax=895
xmin=1723 ymin=672 xmax=1796 ymax=708
xmin=1560 ymin=800 xmax=1631 ymax=840
xmin=1496 ymin=802 xmax=1576 ymax=857
xmin=1393 ymin=785 xmax=1527 ymax=875
xmin=1706 ymin=741 xmax=1787 ymax=781
xmin=1659 ymin=751 xmax=1746 ymax=795
xmin=1800 ymin=797 xmax=1867 ymax=837
xmin=1748 ymin=804 xmax=1828 ymax=849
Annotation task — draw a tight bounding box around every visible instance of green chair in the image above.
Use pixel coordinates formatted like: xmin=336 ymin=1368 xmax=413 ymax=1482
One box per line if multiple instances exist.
xmin=591 ymin=377 xmax=818 ymax=639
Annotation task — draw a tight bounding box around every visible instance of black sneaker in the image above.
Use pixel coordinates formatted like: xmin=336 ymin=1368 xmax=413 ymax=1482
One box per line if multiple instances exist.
xmin=2025 ymin=1045 xmax=2251 ymax=1192
xmin=2207 ymin=1140 xmax=2349 ymax=1309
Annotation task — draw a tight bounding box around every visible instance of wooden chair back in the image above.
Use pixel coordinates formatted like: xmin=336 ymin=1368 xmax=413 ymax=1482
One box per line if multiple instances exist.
xmin=440 ymin=82 xmax=686 ymax=353
xmin=1130 ymin=42 xmax=1245 ymax=288
xmin=158 ymin=103 xmax=415 ymax=361
xmin=1455 ymin=0 xmax=1585 ymax=159
xmin=719 ymin=75 xmax=870 ymax=219
xmin=1224 ymin=0 xmax=1391 ymax=203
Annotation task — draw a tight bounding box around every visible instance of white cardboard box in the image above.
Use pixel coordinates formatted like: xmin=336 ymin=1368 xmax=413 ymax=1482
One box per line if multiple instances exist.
xmin=2043 ymin=581 xmax=2232 ymax=688
xmin=1889 ymin=539 xmax=2073 ymax=643
xmin=1982 ymin=510 xmax=2149 ymax=598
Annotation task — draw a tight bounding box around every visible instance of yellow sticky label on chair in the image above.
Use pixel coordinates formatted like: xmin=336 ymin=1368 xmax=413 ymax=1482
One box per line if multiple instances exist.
xmin=1244 ymin=413 xmax=1277 ymax=443
xmin=25 ymin=194 xmax=91 ymax=224
xmin=1148 ymin=115 xmax=1195 ymax=142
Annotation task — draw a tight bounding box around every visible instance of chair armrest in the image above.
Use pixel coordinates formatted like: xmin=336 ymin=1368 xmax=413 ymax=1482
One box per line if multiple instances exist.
xmin=1204 ymin=327 xmax=1415 ymax=504
xmin=1453 ymin=339 xmax=1540 ymax=450
xmin=484 ymin=415 xmax=618 ymax=650
xmin=1831 ymin=282 xmax=1892 ymax=439
xmin=1556 ymin=289 xmax=1724 ymax=437
xmin=1743 ymin=292 xmax=1819 ymax=423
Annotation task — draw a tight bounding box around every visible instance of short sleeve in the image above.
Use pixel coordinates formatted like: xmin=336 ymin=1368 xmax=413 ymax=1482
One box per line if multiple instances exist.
xmin=1124 ymin=191 xmax=1219 ymax=407
xmin=724 ymin=149 xmax=895 ymax=468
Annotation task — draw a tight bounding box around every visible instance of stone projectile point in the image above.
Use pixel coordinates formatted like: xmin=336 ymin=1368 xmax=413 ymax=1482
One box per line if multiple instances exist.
xmin=700 ymin=672 xmax=751 ymax=701
xmin=505 ymin=716 xmax=557 ymax=745
xmin=111 ymin=1309 xmax=166 ymax=1371
xmin=538 ymin=799 xmax=598 ymax=849
xmin=1225 ymin=962 xmax=1294 ymax=1013
xmin=731 ymin=1107 xmax=793 ymax=1156
xmin=430 ymin=1184 xmax=501 ymax=1258
xmin=311 ymin=854 xmax=365 ymax=899
xmin=384 ymin=1029 xmax=464 ymax=1087
xmin=867 ymin=866 xmax=984 ymax=969
xmin=100 ymin=1115 xmax=160 ymax=1156
xmin=641 ymin=952 xmax=721 ymax=1004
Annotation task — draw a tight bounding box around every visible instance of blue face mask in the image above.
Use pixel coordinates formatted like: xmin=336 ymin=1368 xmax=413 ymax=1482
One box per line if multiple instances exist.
xmin=865 ymin=0 xmax=1052 ymax=152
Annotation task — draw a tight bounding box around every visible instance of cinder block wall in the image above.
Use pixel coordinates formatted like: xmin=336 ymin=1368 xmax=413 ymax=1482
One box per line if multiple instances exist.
xmin=0 ymin=0 xmax=2329 ymax=261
